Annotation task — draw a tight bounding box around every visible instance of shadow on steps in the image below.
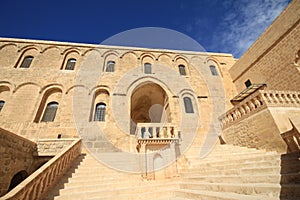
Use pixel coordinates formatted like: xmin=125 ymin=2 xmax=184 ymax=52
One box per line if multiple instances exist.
xmin=280 ymin=151 xmax=300 ymax=200
xmin=43 ymin=153 xmax=87 ymax=200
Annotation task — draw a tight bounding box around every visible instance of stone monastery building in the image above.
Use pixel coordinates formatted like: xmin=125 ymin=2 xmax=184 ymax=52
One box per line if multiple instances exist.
xmin=0 ymin=0 xmax=300 ymax=199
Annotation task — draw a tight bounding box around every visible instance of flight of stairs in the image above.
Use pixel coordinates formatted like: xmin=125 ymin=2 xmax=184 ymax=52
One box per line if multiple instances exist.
xmin=44 ymin=144 xmax=300 ymax=200
xmin=44 ymin=150 xmax=178 ymax=200
xmin=175 ymin=144 xmax=300 ymax=200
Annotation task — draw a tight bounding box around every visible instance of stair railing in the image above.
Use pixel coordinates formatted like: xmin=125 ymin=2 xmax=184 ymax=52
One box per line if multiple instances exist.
xmin=0 ymin=138 xmax=81 ymax=200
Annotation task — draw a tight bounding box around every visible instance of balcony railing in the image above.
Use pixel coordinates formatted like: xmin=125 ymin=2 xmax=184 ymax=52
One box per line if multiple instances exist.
xmin=135 ymin=123 xmax=179 ymax=144
xmin=220 ymin=90 xmax=300 ymax=129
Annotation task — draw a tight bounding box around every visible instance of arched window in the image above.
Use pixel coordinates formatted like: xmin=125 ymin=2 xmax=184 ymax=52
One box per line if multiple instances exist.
xmin=183 ymin=97 xmax=194 ymax=113
xmin=209 ymin=65 xmax=218 ymax=76
xmin=65 ymin=58 xmax=76 ymax=70
xmin=178 ymin=65 xmax=187 ymax=75
xmin=94 ymin=103 xmax=106 ymax=121
xmin=106 ymin=61 xmax=115 ymax=72
xmin=144 ymin=63 xmax=152 ymax=74
xmin=0 ymin=100 xmax=5 ymax=112
xmin=20 ymin=56 xmax=33 ymax=68
xmin=41 ymin=102 xmax=58 ymax=122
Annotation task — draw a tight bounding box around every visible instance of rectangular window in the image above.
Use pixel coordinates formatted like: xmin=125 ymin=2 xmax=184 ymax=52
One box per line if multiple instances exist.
xmin=245 ymin=79 xmax=252 ymax=88
xmin=209 ymin=65 xmax=218 ymax=76
xmin=20 ymin=56 xmax=33 ymax=68
xmin=144 ymin=63 xmax=152 ymax=74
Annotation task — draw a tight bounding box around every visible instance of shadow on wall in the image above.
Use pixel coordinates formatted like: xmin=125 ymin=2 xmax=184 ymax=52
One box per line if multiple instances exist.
xmin=7 ymin=170 xmax=28 ymax=193
xmin=279 ymin=151 xmax=300 ymax=199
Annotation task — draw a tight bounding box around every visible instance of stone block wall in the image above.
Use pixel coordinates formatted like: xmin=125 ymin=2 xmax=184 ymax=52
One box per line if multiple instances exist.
xmin=222 ymin=108 xmax=287 ymax=153
xmin=0 ymin=38 xmax=237 ymax=153
xmin=36 ymin=139 xmax=76 ymax=156
xmin=229 ymin=0 xmax=300 ymax=93
xmin=0 ymin=128 xmax=37 ymax=196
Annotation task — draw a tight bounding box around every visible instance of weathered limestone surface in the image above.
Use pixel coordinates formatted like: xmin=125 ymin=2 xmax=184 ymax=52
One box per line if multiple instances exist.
xmin=229 ymin=0 xmax=300 ymax=92
xmin=0 ymin=128 xmax=36 ymax=196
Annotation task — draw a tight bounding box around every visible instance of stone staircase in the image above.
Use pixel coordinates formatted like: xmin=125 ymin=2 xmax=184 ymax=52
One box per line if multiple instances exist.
xmin=175 ymin=144 xmax=300 ymax=200
xmin=44 ymin=144 xmax=300 ymax=200
xmin=44 ymin=149 xmax=178 ymax=200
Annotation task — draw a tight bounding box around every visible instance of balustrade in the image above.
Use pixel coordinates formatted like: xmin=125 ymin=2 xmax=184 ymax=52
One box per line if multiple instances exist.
xmin=135 ymin=123 xmax=178 ymax=140
xmin=0 ymin=139 xmax=81 ymax=200
xmin=281 ymin=130 xmax=300 ymax=152
xmin=220 ymin=90 xmax=300 ymax=129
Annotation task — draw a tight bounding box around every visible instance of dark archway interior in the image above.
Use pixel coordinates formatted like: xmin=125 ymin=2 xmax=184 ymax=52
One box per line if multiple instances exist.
xmin=7 ymin=170 xmax=29 ymax=192
xmin=130 ymin=82 xmax=169 ymax=134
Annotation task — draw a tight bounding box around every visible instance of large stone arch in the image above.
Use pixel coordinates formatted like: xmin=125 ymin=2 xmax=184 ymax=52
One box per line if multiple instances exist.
xmin=130 ymin=81 xmax=170 ymax=134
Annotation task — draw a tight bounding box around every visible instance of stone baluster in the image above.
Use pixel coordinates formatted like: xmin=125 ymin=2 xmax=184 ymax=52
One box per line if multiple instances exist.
xmin=235 ymin=109 xmax=241 ymax=119
xmin=281 ymin=93 xmax=289 ymax=104
xmin=136 ymin=126 xmax=141 ymax=138
xmin=253 ymin=97 xmax=262 ymax=108
xmin=276 ymin=93 xmax=284 ymax=104
xmin=163 ymin=127 xmax=168 ymax=138
xmin=168 ymin=126 xmax=172 ymax=138
xmin=287 ymin=94 xmax=295 ymax=104
xmin=269 ymin=93 xmax=276 ymax=104
xmin=296 ymin=94 xmax=300 ymax=104
xmin=243 ymin=104 xmax=250 ymax=113
xmin=248 ymin=101 xmax=256 ymax=111
xmin=262 ymin=92 xmax=272 ymax=104
xmin=239 ymin=106 xmax=246 ymax=116
xmin=228 ymin=114 xmax=233 ymax=122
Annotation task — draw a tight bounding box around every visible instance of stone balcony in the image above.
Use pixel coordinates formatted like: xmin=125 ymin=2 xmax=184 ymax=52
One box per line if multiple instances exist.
xmin=135 ymin=123 xmax=179 ymax=144
xmin=220 ymin=89 xmax=300 ymax=129
xmin=219 ymin=89 xmax=300 ymax=152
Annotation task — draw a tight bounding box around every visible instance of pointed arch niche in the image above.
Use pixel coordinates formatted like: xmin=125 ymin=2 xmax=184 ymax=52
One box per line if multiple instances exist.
xmin=130 ymin=82 xmax=170 ymax=134
xmin=90 ymin=89 xmax=110 ymax=122
xmin=34 ymin=88 xmax=62 ymax=122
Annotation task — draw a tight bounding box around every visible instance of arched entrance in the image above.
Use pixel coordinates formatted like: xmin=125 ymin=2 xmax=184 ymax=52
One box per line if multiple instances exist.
xmin=130 ymin=82 xmax=170 ymax=134
xmin=7 ymin=170 xmax=28 ymax=192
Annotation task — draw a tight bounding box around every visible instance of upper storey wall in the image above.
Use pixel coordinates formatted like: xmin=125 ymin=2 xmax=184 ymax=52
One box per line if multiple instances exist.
xmin=229 ymin=0 xmax=300 ymax=93
xmin=0 ymin=38 xmax=237 ymax=103
xmin=0 ymin=38 xmax=237 ymax=140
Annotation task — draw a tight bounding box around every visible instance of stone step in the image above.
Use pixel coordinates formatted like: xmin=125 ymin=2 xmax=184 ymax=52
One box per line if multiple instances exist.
xmin=187 ymin=153 xmax=281 ymax=167
xmin=181 ymin=173 xmax=300 ymax=184
xmin=188 ymin=152 xmax=280 ymax=162
xmin=179 ymin=182 xmax=300 ymax=197
xmin=189 ymin=161 xmax=300 ymax=174
xmin=58 ymin=174 xmax=139 ymax=185
xmin=59 ymin=182 xmax=176 ymax=195
xmin=175 ymin=189 xmax=279 ymax=200
xmin=187 ymin=148 xmax=268 ymax=156
xmin=84 ymin=190 xmax=174 ymax=200
xmin=187 ymin=151 xmax=276 ymax=161
xmin=186 ymin=166 xmax=281 ymax=176
xmin=50 ymin=186 xmax=175 ymax=200
xmin=192 ymin=160 xmax=280 ymax=170
xmin=66 ymin=171 xmax=136 ymax=179
xmin=63 ymin=179 xmax=174 ymax=189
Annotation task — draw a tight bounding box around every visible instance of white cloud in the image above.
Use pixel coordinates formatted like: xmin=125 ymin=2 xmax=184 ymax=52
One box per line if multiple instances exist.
xmin=211 ymin=0 xmax=289 ymax=57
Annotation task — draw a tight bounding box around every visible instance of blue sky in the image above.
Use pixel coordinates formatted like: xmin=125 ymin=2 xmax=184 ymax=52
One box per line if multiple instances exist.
xmin=0 ymin=0 xmax=290 ymax=58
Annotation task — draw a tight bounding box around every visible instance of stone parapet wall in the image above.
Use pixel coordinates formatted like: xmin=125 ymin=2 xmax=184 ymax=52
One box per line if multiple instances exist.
xmin=36 ymin=138 xmax=77 ymax=156
xmin=222 ymin=109 xmax=287 ymax=153
xmin=220 ymin=90 xmax=300 ymax=153
xmin=0 ymin=128 xmax=37 ymax=196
